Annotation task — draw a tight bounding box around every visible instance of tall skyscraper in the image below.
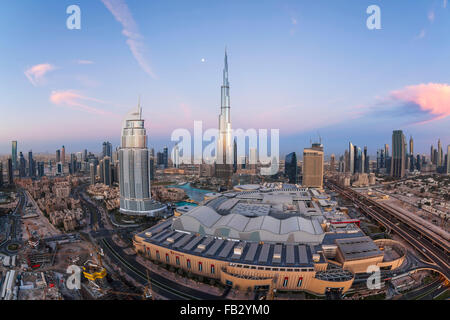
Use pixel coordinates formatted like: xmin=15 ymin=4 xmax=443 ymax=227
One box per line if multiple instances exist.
xmin=0 ymin=162 xmax=3 ymax=187
xmin=303 ymin=145 xmax=324 ymax=188
xmin=285 ymin=152 xmax=298 ymax=184
xmin=119 ymin=103 xmax=160 ymax=216
xmin=437 ymin=139 xmax=443 ymax=167
xmin=430 ymin=145 xmax=435 ymax=164
xmin=19 ymin=152 xmax=26 ymax=177
xmin=90 ymin=162 xmax=95 ymax=185
xmin=7 ymin=158 xmax=13 ymax=185
xmin=103 ymin=156 xmax=111 ymax=186
xmin=391 ymin=130 xmax=406 ymax=178
xmin=103 ymin=141 xmax=113 ymax=159
xmin=37 ymin=162 xmax=44 ymax=177
xmin=56 ymin=149 xmax=61 ymax=163
xmin=11 ymin=141 xmax=17 ymax=170
xmin=447 ymin=145 xmax=450 ymax=175
xmin=330 ymin=154 xmax=336 ymax=172
xmin=172 ymin=144 xmax=180 ymax=168
xmin=28 ymin=151 xmax=35 ymax=177
xmin=163 ymin=146 xmax=169 ymax=168
xmin=363 ymin=146 xmax=369 ymax=173
xmin=61 ymin=145 xmax=66 ymax=165
xmin=348 ymin=142 xmax=354 ymax=174
xmin=215 ymin=50 xmax=233 ymax=179
xmin=384 ymin=144 xmax=389 ymax=158
xmin=409 ymin=136 xmax=414 ymax=155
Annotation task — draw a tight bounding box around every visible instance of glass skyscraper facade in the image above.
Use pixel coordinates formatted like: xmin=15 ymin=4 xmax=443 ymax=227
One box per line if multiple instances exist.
xmin=284 ymin=152 xmax=298 ymax=184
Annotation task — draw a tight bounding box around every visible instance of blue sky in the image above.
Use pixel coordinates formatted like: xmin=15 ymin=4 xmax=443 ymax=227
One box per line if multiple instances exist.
xmin=0 ymin=0 xmax=449 ymax=158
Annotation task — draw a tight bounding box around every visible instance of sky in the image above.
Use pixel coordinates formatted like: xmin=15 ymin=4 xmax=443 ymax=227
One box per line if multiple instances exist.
xmin=0 ymin=0 xmax=449 ymax=159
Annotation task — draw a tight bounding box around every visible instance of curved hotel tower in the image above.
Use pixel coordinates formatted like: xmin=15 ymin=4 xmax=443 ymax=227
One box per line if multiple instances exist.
xmin=119 ymin=103 xmax=166 ymax=216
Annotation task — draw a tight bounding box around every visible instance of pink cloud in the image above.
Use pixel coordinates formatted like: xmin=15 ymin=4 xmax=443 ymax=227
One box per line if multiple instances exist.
xmin=101 ymin=0 xmax=156 ymax=79
xmin=24 ymin=63 xmax=55 ymax=86
xmin=390 ymin=83 xmax=450 ymax=124
xmin=49 ymin=90 xmax=114 ymax=116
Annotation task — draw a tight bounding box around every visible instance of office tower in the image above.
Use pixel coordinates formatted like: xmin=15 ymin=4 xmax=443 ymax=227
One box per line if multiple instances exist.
xmin=357 ymin=147 xmax=363 ymax=173
xmin=364 ymin=146 xmax=369 ymax=173
xmin=7 ymin=158 xmax=13 ymax=185
xmin=330 ymin=154 xmax=335 ymax=172
xmin=172 ymin=144 xmax=180 ymax=168
xmin=303 ymin=145 xmax=324 ymax=188
xmin=447 ymin=145 xmax=450 ymax=175
xmin=56 ymin=149 xmax=61 ymax=163
xmin=437 ymin=139 xmax=443 ymax=167
xmin=37 ymin=162 xmax=44 ymax=177
xmin=103 ymin=156 xmax=111 ymax=186
xmin=409 ymin=136 xmax=414 ymax=155
xmin=338 ymin=156 xmax=345 ymax=173
xmin=0 ymin=162 xmax=3 ymax=187
xmin=84 ymin=149 xmax=88 ymax=162
xmin=28 ymin=151 xmax=35 ymax=177
xmin=119 ymin=103 xmax=154 ymax=215
xmin=102 ymin=141 xmax=112 ymax=159
xmin=70 ymin=153 xmax=77 ymax=174
xmin=384 ymin=144 xmax=389 ymax=158
xmin=11 ymin=141 xmax=17 ymax=170
xmin=285 ymin=152 xmax=298 ymax=184
xmin=99 ymin=160 xmax=104 ymax=182
xmin=416 ymin=154 xmax=421 ymax=171
xmin=348 ymin=142 xmax=355 ymax=174
xmin=61 ymin=145 xmax=65 ymax=165
xmin=344 ymin=150 xmax=349 ymax=172
xmin=156 ymin=152 xmax=164 ymax=166
xmin=149 ymin=157 xmax=155 ymax=181
xmin=233 ymin=139 xmax=237 ymax=173
xmin=19 ymin=152 xmax=26 ymax=177
xmin=391 ymin=130 xmax=406 ymax=178
xmin=57 ymin=162 xmax=63 ymax=175
xmin=215 ymin=50 xmax=233 ymax=179
xmin=89 ymin=163 xmax=95 ymax=185
xmin=430 ymin=145 xmax=435 ymax=164
xmin=249 ymin=147 xmax=258 ymax=170
xmin=163 ymin=146 xmax=169 ymax=168
xmin=150 ymin=148 xmax=155 ymax=158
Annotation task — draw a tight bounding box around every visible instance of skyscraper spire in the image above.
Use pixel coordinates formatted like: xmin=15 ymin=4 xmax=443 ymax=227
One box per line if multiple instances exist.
xmin=223 ymin=47 xmax=229 ymax=86
xmin=138 ymin=95 xmax=142 ymax=120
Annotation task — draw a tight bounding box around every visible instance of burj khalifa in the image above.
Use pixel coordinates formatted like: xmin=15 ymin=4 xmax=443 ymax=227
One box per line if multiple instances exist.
xmin=215 ymin=50 xmax=234 ymax=178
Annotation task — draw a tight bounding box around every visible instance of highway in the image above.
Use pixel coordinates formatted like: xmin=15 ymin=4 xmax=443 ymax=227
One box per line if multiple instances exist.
xmin=75 ymin=184 xmax=225 ymax=300
xmin=326 ymin=179 xmax=450 ymax=281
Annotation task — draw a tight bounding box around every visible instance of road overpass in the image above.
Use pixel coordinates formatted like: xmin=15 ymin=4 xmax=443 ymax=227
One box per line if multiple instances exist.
xmin=326 ymin=179 xmax=449 ymax=282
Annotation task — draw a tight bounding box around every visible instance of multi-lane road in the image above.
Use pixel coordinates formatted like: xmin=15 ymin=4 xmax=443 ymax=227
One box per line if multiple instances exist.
xmin=326 ymin=179 xmax=449 ymax=281
xmin=74 ymin=184 xmax=226 ymax=300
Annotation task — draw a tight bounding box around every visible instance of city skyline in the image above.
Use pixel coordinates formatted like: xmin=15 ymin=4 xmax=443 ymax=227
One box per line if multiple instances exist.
xmin=1 ymin=0 xmax=449 ymax=155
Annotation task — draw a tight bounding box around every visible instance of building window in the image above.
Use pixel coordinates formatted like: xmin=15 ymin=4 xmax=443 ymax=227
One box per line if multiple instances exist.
xmin=187 ymin=259 xmax=191 ymax=269
xmin=211 ymin=264 xmax=215 ymax=274
xmin=198 ymin=262 xmax=203 ymax=272
xmin=176 ymin=256 xmax=180 ymax=266
xmin=165 ymin=253 xmax=170 ymax=263
xmin=297 ymin=277 xmax=303 ymax=287
xmin=156 ymin=250 xmax=160 ymax=260
xmin=146 ymin=248 xmax=151 ymax=258
xmin=283 ymin=277 xmax=288 ymax=287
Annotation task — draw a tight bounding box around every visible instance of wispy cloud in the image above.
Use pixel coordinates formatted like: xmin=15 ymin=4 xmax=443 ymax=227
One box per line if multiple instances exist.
xmin=76 ymin=59 xmax=94 ymax=65
xmin=24 ymin=63 xmax=56 ymax=86
xmin=444 ymin=0 xmax=448 ymax=9
xmin=49 ymin=90 xmax=114 ymax=116
xmin=416 ymin=29 xmax=426 ymax=39
xmin=101 ymin=0 xmax=156 ymax=79
xmin=428 ymin=10 xmax=435 ymax=22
